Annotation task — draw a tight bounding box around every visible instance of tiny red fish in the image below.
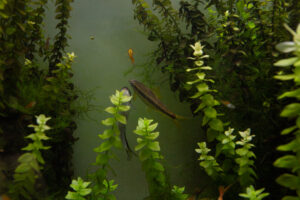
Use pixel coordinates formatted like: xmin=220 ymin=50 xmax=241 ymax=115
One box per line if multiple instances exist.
xmin=220 ymin=100 xmax=236 ymax=109
xmin=128 ymin=48 xmax=134 ymax=64
xmin=25 ymin=101 xmax=36 ymax=109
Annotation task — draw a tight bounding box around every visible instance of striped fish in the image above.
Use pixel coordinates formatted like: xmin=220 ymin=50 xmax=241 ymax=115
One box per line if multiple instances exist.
xmin=129 ymin=80 xmax=184 ymax=120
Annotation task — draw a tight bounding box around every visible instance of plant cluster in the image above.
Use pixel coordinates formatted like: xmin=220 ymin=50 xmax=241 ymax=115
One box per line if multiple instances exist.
xmin=239 ymin=185 xmax=269 ymax=200
xmin=8 ymin=115 xmax=51 ymax=200
xmin=273 ymin=24 xmax=300 ymax=200
xmin=64 ymin=91 xmax=188 ymax=200
xmin=89 ymin=90 xmax=131 ymax=199
xmin=0 ymin=0 xmax=78 ymax=198
xmin=196 ymin=128 xmax=256 ymax=189
xmin=134 ymin=118 xmax=170 ymax=199
xmin=65 ymin=177 xmax=92 ymax=200
xmin=132 ymin=0 xmax=300 ymax=198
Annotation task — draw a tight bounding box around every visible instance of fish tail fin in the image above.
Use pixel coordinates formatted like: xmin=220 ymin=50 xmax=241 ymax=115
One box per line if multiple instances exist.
xmin=173 ymin=118 xmax=182 ymax=130
xmin=175 ymin=114 xmax=192 ymax=120
xmin=131 ymin=57 xmax=135 ymax=64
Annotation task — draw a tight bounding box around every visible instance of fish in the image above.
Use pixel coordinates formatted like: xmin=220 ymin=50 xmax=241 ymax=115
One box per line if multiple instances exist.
xmin=128 ymin=48 xmax=134 ymax=64
xmin=220 ymin=100 xmax=236 ymax=109
xmin=129 ymin=80 xmax=185 ymax=120
xmin=118 ymin=87 xmax=137 ymax=160
xmin=25 ymin=101 xmax=36 ymax=109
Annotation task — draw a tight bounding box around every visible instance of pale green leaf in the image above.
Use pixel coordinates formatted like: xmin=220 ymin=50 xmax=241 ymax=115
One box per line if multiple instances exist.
xmin=209 ymin=119 xmax=223 ymax=131
xmin=102 ymin=118 xmax=115 ymax=126
xmin=276 ymin=42 xmax=296 ymax=53
xmin=281 ymin=103 xmax=300 ymax=117
xmin=274 ymin=57 xmax=298 ymax=67
xmin=204 ymin=107 xmax=217 ymax=118
xmin=115 ymin=113 xmax=126 ymax=124
xmin=105 ymin=107 xmax=117 ymax=114
xmin=148 ymin=141 xmax=160 ymax=151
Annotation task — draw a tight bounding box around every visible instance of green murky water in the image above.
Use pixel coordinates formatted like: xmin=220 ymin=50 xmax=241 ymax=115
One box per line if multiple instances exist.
xmin=45 ymin=1 xmax=206 ymax=199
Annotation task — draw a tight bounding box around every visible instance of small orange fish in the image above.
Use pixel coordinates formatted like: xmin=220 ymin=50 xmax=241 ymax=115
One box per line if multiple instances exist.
xmin=220 ymin=100 xmax=236 ymax=109
xmin=128 ymin=48 xmax=134 ymax=64
xmin=218 ymin=185 xmax=231 ymax=200
xmin=25 ymin=101 xmax=36 ymax=109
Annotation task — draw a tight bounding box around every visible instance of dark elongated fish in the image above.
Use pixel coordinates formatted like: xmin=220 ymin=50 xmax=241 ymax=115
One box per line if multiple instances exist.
xmin=118 ymin=87 xmax=137 ymax=160
xmin=129 ymin=80 xmax=183 ymax=120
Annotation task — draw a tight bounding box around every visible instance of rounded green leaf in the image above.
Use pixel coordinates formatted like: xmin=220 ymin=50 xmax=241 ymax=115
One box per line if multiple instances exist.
xmin=281 ymin=103 xmax=300 ymax=117
xmin=148 ymin=141 xmax=160 ymax=151
xmin=274 ymin=57 xmax=298 ymax=67
xmin=204 ymin=107 xmax=217 ymax=118
xmin=209 ymin=118 xmax=224 ymax=131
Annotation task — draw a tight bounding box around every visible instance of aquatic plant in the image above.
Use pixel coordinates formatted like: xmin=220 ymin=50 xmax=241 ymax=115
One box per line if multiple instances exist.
xmin=186 ymin=41 xmax=223 ymax=140
xmin=89 ymin=90 xmax=131 ymax=199
xmin=0 ymin=0 xmax=78 ymax=197
xmin=134 ymin=117 xmax=188 ymax=200
xmin=9 ymin=115 xmax=51 ymax=200
xmin=49 ymin=0 xmax=74 ymax=71
xmin=239 ymin=185 xmax=269 ymax=200
xmin=131 ymin=0 xmax=300 ymax=197
xmin=171 ymin=186 xmax=189 ymax=200
xmin=273 ymin=24 xmax=300 ymax=199
xmin=65 ymin=177 xmax=92 ymax=200
xmin=196 ymin=127 xmax=256 ymax=190
xmin=134 ymin=118 xmax=169 ymax=199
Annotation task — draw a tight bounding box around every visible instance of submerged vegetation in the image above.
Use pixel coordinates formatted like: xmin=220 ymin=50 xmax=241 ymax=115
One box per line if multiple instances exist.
xmin=1 ymin=0 xmax=300 ymax=199
xmin=0 ymin=0 xmax=77 ymax=198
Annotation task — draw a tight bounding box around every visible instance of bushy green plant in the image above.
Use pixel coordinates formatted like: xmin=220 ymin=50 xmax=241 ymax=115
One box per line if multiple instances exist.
xmin=0 ymin=0 xmax=77 ymax=197
xmin=89 ymin=90 xmax=131 ymax=199
xmin=186 ymin=41 xmax=223 ymax=142
xmin=134 ymin=117 xmax=170 ymax=199
xmin=239 ymin=185 xmax=269 ymax=200
xmin=9 ymin=114 xmax=51 ymax=200
xmin=171 ymin=186 xmax=189 ymax=200
xmin=273 ymin=24 xmax=300 ymax=200
xmin=132 ymin=1 xmax=299 ymax=196
xmin=196 ymin=127 xmax=256 ymax=190
xmin=235 ymin=129 xmax=256 ymax=187
xmin=65 ymin=177 xmax=92 ymax=200
xmin=134 ymin=117 xmax=188 ymax=200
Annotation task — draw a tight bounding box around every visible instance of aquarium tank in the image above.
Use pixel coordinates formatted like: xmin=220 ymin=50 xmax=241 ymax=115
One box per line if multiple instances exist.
xmin=0 ymin=0 xmax=300 ymax=200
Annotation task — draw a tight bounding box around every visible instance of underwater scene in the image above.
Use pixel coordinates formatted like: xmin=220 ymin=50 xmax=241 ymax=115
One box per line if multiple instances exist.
xmin=1 ymin=0 xmax=300 ymax=199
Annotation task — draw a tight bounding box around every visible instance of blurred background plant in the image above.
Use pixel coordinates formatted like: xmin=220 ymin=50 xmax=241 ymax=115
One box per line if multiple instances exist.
xmin=0 ymin=0 xmax=80 ymax=199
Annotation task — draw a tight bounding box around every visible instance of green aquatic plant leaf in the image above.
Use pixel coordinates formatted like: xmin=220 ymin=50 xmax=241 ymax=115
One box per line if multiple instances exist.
xmin=209 ymin=118 xmax=224 ymax=131
xmin=204 ymin=107 xmax=217 ymax=118
xmin=280 ymin=103 xmax=300 ymax=117
xmin=66 ymin=177 xmax=91 ymax=200
xmin=274 ymin=57 xmax=299 ymax=67
xmin=239 ymin=185 xmax=269 ymax=200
